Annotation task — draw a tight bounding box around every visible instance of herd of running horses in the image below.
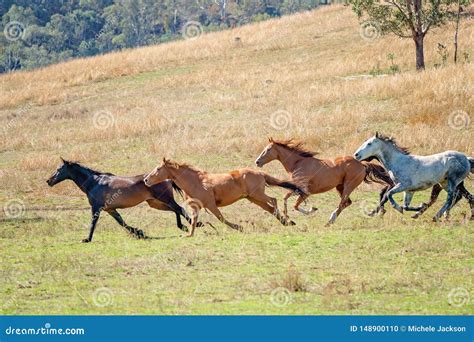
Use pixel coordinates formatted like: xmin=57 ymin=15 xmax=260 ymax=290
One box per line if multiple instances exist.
xmin=46 ymin=132 xmax=474 ymax=242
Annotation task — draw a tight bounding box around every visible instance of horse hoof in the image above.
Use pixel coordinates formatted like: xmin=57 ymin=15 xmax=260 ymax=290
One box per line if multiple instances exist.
xmin=81 ymin=238 xmax=91 ymax=243
xmin=289 ymin=220 xmax=296 ymax=226
xmin=196 ymin=222 xmax=204 ymax=227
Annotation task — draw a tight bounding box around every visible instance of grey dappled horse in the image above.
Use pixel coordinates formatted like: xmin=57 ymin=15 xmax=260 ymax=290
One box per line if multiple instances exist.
xmin=354 ymin=133 xmax=474 ymax=221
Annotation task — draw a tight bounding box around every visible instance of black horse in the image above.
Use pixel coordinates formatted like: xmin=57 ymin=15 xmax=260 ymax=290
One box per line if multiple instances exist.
xmin=46 ymin=158 xmax=194 ymax=242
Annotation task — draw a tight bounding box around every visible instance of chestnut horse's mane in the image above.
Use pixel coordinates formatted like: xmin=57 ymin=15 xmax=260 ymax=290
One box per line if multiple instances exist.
xmin=376 ymin=133 xmax=411 ymax=155
xmin=270 ymin=138 xmax=317 ymax=158
xmin=163 ymin=159 xmax=206 ymax=173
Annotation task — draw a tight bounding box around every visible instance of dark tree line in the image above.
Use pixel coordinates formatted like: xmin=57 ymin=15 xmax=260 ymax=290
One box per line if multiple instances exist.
xmin=0 ymin=0 xmax=322 ymax=73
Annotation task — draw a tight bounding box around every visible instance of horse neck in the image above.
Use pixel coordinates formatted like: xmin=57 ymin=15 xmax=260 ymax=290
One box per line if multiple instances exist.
xmin=68 ymin=165 xmax=96 ymax=193
xmin=168 ymin=166 xmax=202 ymax=195
xmin=275 ymin=146 xmax=305 ymax=173
xmin=377 ymin=145 xmax=409 ymax=171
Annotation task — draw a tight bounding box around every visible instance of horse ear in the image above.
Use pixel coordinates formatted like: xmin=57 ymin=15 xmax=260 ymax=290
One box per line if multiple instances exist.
xmin=60 ymin=157 xmax=68 ymax=164
xmin=375 ymin=131 xmax=379 ymax=138
xmin=268 ymin=137 xmax=273 ymax=143
xmin=162 ymin=157 xmax=168 ymax=164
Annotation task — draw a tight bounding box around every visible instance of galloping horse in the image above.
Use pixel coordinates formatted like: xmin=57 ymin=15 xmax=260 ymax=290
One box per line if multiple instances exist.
xmin=354 ymin=132 xmax=474 ymax=221
xmin=255 ymin=138 xmax=394 ymax=226
xmin=144 ymin=158 xmax=306 ymax=237
xmin=47 ymin=158 xmax=193 ymax=242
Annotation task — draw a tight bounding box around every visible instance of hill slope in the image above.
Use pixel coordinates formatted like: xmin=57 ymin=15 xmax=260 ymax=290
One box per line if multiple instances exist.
xmin=0 ymin=5 xmax=473 ymax=315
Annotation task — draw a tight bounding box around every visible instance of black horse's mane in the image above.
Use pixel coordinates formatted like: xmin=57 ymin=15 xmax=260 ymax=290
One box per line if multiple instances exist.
xmin=65 ymin=160 xmax=115 ymax=176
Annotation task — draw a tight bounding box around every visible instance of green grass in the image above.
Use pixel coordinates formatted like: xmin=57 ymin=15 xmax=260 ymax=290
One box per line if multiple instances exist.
xmin=1 ymin=189 xmax=473 ymax=315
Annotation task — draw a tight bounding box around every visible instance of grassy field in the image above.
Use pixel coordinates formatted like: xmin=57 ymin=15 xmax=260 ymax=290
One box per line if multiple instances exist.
xmin=1 ymin=5 xmax=473 ymax=315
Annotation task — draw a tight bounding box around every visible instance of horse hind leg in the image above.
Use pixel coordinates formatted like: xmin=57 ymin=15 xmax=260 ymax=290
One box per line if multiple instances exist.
xmin=433 ymin=180 xmax=458 ymax=222
xmin=368 ymin=186 xmax=389 ymax=217
xmin=325 ymin=183 xmax=354 ymax=226
xmin=456 ymin=182 xmax=474 ymax=220
xmin=248 ymin=193 xmax=295 ymax=226
xmin=412 ymin=184 xmax=443 ymax=219
xmin=107 ymin=209 xmax=146 ymax=239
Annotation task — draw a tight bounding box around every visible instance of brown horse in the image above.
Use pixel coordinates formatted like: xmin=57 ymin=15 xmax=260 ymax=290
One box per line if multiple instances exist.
xmin=255 ymin=138 xmax=394 ymax=226
xmin=46 ymin=158 xmax=194 ymax=242
xmin=143 ymin=158 xmax=306 ymax=237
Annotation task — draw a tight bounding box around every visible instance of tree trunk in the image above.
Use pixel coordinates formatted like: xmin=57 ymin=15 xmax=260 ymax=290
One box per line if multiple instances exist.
xmin=414 ymin=35 xmax=425 ymax=70
xmin=454 ymin=0 xmax=461 ymax=64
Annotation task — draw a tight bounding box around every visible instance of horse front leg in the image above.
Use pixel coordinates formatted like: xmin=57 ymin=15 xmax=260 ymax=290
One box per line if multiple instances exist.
xmin=402 ymin=191 xmax=427 ymax=212
xmin=385 ymin=183 xmax=407 ymax=214
xmin=83 ymin=205 xmax=102 ymax=243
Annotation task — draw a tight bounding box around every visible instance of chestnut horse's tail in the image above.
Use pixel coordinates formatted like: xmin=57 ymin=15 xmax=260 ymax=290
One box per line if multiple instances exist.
xmin=361 ymin=161 xmax=395 ymax=186
xmin=263 ymin=173 xmax=306 ymax=196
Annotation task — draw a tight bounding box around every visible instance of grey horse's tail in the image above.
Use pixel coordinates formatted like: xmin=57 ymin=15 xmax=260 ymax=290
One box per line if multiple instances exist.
xmin=361 ymin=161 xmax=395 ymax=186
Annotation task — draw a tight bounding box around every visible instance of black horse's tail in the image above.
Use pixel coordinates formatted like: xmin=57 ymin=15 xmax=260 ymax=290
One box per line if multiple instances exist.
xmin=263 ymin=173 xmax=307 ymax=197
xmin=469 ymin=158 xmax=474 ymax=174
xmin=171 ymin=181 xmax=184 ymax=198
xmin=362 ymin=161 xmax=395 ymax=186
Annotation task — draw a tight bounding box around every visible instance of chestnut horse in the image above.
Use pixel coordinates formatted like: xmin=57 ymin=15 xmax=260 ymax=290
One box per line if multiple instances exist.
xmin=47 ymin=158 xmax=194 ymax=242
xmin=255 ymin=138 xmax=394 ymax=226
xmin=144 ymin=158 xmax=306 ymax=237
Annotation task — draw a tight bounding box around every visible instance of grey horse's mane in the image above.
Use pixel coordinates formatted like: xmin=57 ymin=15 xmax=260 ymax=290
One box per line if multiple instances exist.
xmin=377 ymin=134 xmax=411 ymax=155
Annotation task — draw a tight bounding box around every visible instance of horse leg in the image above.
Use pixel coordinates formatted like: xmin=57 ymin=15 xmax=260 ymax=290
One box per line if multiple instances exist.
xmin=458 ymin=182 xmax=474 ymax=220
xmin=186 ymin=204 xmax=200 ymax=238
xmin=412 ymin=184 xmax=443 ymax=219
xmin=206 ymin=204 xmax=242 ymax=232
xmin=83 ymin=205 xmax=102 ymax=243
xmin=325 ymin=184 xmax=353 ymax=226
xmin=293 ymin=193 xmax=315 ymax=214
xmin=107 ymin=209 xmax=145 ymax=239
xmin=146 ymin=199 xmax=186 ymax=232
xmin=369 ymin=186 xmax=389 ymax=217
xmin=383 ymin=183 xmax=407 ymax=213
xmin=248 ymin=193 xmax=295 ymax=226
xmin=433 ymin=181 xmax=458 ymax=222
xmin=402 ymin=191 xmax=426 ymax=212
xmin=445 ymin=186 xmax=463 ymax=221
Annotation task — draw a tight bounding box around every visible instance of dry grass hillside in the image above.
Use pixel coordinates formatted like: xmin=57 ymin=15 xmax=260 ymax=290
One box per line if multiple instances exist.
xmin=0 ymin=5 xmax=473 ymax=315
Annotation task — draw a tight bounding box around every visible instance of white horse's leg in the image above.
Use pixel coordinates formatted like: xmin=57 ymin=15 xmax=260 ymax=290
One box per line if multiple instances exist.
xmin=403 ymin=191 xmax=426 ymax=212
xmin=433 ymin=182 xmax=457 ymax=222
xmin=385 ymin=183 xmax=406 ymax=213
